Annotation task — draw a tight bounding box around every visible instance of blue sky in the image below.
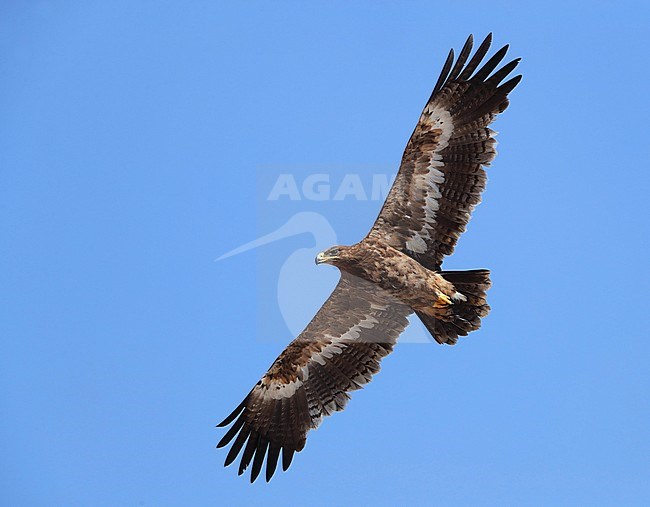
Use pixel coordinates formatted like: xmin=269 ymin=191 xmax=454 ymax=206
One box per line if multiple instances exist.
xmin=2 ymin=1 xmax=649 ymax=505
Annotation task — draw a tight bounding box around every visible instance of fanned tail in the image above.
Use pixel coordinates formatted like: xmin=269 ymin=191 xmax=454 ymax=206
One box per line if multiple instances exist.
xmin=416 ymin=269 xmax=491 ymax=345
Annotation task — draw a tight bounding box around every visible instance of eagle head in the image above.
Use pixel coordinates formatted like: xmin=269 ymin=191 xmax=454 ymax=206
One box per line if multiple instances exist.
xmin=315 ymin=245 xmax=348 ymax=266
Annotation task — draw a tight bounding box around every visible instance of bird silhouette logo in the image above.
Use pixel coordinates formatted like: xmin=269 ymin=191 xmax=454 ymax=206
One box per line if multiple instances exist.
xmin=217 ymin=211 xmax=431 ymax=342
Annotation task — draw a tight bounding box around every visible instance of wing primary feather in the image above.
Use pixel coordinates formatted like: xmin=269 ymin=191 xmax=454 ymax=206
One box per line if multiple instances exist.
xmin=224 ymin=424 xmax=251 ymax=467
xmin=238 ymin=431 xmax=259 ymax=475
xmin=216 ymin=412 xmax=246 ymax=448
xmin=249 ymin=437 xmax=269 ymax=483
xmin=282 ymin=446 xmax=295 ymax=472
xmin=265 ymin=442 xmax=282 ymax=482
xmin=458 ymin=33 xmax=492 ymax=80
xmin=217 ymin=396 xmax=248 ymax=427
xmin=496 ymin=74 xmax=523 ymax=98
xmin=486 ymin=58 xmax=521 ymax=86
xmin=447 ymin=34 xmax=474 ymax=82
xmin=432 ymin=48 xmax=455 ymax=97
xmin=472 ymin=44 xmax=509 ymax=82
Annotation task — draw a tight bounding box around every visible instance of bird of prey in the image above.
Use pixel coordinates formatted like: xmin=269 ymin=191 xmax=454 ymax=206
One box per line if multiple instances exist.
xmin=217 ymin=33 xmax=521 ymax=482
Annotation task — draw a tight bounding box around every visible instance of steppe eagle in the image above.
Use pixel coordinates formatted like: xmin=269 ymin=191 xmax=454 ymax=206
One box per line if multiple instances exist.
xmin=218 ymin=33 xmax=521 ymax=482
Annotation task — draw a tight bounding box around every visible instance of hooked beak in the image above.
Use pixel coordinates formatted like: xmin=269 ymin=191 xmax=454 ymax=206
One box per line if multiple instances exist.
xmin=315 ymin=252 xmax=327 ymax=265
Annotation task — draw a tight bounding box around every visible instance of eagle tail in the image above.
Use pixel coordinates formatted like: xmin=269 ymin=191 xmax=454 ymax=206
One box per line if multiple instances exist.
xmin=416 ymin=269 xmax=491 ymax=345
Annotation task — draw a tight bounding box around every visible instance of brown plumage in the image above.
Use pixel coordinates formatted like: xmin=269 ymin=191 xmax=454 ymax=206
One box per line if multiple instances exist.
xmin=218 ymin=33 xmax=521 ymax=482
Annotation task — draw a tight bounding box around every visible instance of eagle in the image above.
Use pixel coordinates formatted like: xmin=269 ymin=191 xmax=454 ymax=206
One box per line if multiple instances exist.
xmin=217 ymin=33 xmax=521 ymax=482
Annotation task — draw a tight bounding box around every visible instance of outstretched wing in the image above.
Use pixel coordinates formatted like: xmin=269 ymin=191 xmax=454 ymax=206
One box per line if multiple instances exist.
xmin=217 ymin=273 xmax=411 ymax=482
xmin=369 ymin=34 xmax=522 ymax=271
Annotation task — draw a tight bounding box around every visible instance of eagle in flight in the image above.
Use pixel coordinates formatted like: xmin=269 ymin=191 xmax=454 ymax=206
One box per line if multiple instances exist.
xmin=217 ymin=34 xmax=521 ymax=482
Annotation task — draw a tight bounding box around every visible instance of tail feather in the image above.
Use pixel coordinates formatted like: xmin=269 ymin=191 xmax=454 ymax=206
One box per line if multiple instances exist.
xmin=417 ymin=269 xmax=491 ymax=345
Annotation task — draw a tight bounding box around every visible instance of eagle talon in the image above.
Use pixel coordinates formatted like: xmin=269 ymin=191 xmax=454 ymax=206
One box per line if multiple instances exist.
xmin=434 ymin=293 xmax=453 ymax=308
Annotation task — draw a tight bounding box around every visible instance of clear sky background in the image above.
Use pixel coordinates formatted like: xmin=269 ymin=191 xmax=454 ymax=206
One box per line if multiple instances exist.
xmin=2 ymin=2 xmax=649 ymax=506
